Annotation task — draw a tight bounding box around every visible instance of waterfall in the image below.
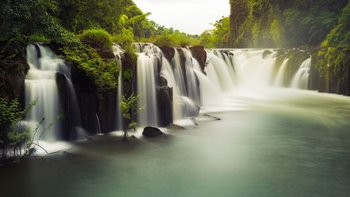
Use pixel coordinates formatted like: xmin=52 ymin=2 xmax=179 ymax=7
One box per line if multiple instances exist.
xmin=96 ymin=113 xmax=102 ymax=134
xmin=135 ymin=43 xmax=203 ymax=126
xmin=290 ymin=58 xmax=311 ymax=89
xmin=25 ymin=44 xmax=84 ymax=141
xmin=136 ymin=44 xmax=160 ymax=126
xmin=160 ymin=56 xmax=183 ymax=120
xmin=221 ymin=49 xmax=277 ymax=88
xmin=274 ymin=58 xmax=290 ymax=87
xmin=25 ymin=44 xmax=62 ymax=141
xmin=113 ymin=44 xmax=124 ymax=130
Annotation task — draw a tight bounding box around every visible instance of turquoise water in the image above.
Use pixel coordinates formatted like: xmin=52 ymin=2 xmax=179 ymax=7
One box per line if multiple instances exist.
xmin=1 ymin=89 xmax=350 ymax=197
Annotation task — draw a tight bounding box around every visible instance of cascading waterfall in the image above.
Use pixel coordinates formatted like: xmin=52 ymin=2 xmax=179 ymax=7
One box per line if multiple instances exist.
xmin=133 ymin=45 xmax=314 ymax=126
xmin=135 ymin=43 xmax=203 ymax=126
xmin=25 ymin=44 xmax=83 ymax=141
xmin=290 ymin=57 xmax=311 ymax=89
xmin=25 ymin=45 xmax=62 ymax=141
xmin=23 ymin=43 xmax=314 ymax=137
xmin=206 ymin=50 xmax=236 ymax=92
xmin=136 ymin=44 xmax=160 ymax=126
xmin=228 ymin=49 xmax=278 ymax=88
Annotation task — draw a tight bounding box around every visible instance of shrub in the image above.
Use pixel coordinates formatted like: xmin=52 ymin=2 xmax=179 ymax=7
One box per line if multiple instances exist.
xmin=28 ymin=34 xmax=49 ymax=43
xmin=62 ymin=45 xmax=120 ymax=91
xmin=0 ymin=98 xmax=30 ymax=159
xmin=79 ymin=29 xmax=113 ymax=49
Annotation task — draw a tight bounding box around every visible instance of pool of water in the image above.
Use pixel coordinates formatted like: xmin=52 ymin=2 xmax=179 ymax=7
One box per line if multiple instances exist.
xmin=1 ymin=89 xmax=350 ymax=197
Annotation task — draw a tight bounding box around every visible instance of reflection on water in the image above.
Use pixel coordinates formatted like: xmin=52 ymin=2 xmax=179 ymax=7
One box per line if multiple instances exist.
xmin=1 ymin=89 xmax=350 ymax=197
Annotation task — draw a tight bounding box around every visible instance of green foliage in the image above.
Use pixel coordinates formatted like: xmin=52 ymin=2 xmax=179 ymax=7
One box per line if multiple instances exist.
xmin=62 ymin=45 xmax=119 ymax=91
xmin=198 ymin=17 xmax=231 ymax=48
xmin=0 ymin=98 xmax=36 ymax=157
xmin=113 ymin=28 xmax=135 ymax=47
xmin=120 ymin=94 xmax=140 ymax=140
xmin=57 ymin=0 xmax=134 ymax=33
xmin=79 ymin=29 xmax=113 ymax=49
xmin=322 ymin=1 xmax=350 ymax=47
xmin=28 ymin=34 xmax=49 ymax=43
xmin=0 ymin=98 xmax=23 ymax=133
xmin=198 ymin=31 xmax=216 ymax=48
xmin=143 ymin=30 xmax=199 ymax=47
xmin=315 ymin=47 xmax=350 ymax=94
xmin=0 ymin=0 xmax=61 ymax=41
xmin=229 ymin=0 xmax=349 ymax=47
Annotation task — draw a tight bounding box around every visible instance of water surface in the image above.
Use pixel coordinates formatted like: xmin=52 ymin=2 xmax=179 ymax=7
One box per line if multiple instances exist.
xmin=1 ymin=89 xmax=350 ymax=197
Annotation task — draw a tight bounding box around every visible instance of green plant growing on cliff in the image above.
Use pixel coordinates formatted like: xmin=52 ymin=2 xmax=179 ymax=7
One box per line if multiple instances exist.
xmin=79 ymin=29 xmax=113 ymax=49
xmin=120 ymin=94 xmax=140 ymax=141
xmin=62 ymin=44 xmax=120 ymax=91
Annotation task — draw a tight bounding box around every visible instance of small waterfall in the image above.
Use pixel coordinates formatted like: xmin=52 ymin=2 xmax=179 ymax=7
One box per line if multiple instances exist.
xmin=160 ymin=56 xmax=183 ymax=120
xmin=25 ymin=45 xmax=62 ymax=141
xmin=290 ymin=58 xmax=311 ymax=89
xmin=172 ymin=50 xmax=187 ymax=96
xmin=274 ymin=58 xmax=289 ymax=87
xmin=113 ymin=44 xmax=124 ymax=130
xmin=96 ymin=114 xmax=102 ymax=134
xmin=136 ymin=44 xmax=160 ymax=126
xmin=205 ymin=50 xmax=235 ymax=92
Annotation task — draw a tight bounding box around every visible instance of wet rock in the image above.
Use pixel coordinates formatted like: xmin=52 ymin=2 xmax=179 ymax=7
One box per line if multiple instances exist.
xmin=158 ymin=46 xmax=175 ymax=62
xmin=190 ymin=46 xmax=207 ymax=73
xmin=143 ymin=127 xmax=164 ymax=137
xmin=262 ymin=50 xmax=272 ymax=58
xmin=157 ymin=85 xmax=173 ymax=127
xmin=0 ymin=41 xmax=29 ymax=105
xmin=70 ymin=64 xmax=99 ymax=134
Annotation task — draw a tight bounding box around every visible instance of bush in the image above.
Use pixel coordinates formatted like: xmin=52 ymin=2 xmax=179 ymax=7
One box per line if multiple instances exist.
xmin=0 ymin=98 xmax=30 ymax=158
xmin=62 ymin=45 xmax=120 ymax=91
xmin=79 ymin=29 xmax=113 ymax=49
xmin=28 ymin=34 xmax=49 ymax=43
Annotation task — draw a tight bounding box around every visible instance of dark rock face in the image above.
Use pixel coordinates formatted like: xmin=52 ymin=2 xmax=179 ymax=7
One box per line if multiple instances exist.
xmin=56 ymin=73 xmax=70 ymax=140
xmin=190 ymin=46 xmax=207 ymax=73
xmin=0 ymin=41 xmax=29 ymax=107
xmin=142 ymin=126 xmax=164 ymax=137
xmin=157 ymin=85 xmax=173 ymax=127
xmin=71 ymin=64 xmax=118 ymax=134
xmin=98 ymin=89 xmax=117 ymax=132
xmin=158 ymin=46 xmax=175 ymax=62
xmin=70 ymin=64 xmax=99 ymax=134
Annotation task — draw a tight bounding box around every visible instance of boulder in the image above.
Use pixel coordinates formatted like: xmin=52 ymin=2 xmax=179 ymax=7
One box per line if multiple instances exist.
xmin=142 ymin=127 xmax=164 ymax=137
xmin=262 ymin=50 xmax=272 ymax=58
xmin=190 ymin=46 xmax=207 ymax=73
xmin=158 ymin=46 xmax=175 ymax=62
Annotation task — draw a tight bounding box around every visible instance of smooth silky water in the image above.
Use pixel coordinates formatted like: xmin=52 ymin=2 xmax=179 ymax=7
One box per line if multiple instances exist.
xmin=1 ymin=88 xmax=350 ymax=197
xmin=1 ymin=46 xmax=350 ymax=196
